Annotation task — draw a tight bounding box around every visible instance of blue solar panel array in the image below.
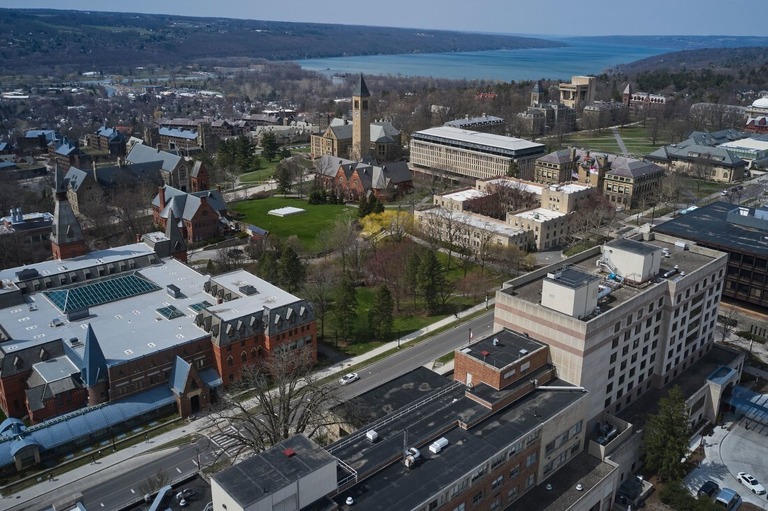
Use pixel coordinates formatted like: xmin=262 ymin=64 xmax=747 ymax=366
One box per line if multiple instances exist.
xmin=43 ymin=273 xmax=161 ymax=313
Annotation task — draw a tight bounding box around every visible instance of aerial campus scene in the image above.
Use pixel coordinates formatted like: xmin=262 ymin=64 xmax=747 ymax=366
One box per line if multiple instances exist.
xmin=0 ymin=1 xmax=768 ymax=510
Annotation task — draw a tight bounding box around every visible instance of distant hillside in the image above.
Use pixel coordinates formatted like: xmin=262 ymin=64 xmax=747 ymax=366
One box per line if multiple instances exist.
xmin=569 ymin=35 xmax=768 ymax=51
xmin=0 ymin=9 xmax=563 ymax=75
xmin=611 ymin=46 xmax=768 ymax=97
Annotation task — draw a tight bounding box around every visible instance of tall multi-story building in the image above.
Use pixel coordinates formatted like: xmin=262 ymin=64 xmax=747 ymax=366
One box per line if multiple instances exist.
xmin=494 ymin=234 xmax=729 ymax=422
xmin=212 ymin=336 xmax=620 ymax=511
xmin=559 ymin=76 xmax=596 ymax=110
xmin=410 ymin=126 xmax=545 ymax=183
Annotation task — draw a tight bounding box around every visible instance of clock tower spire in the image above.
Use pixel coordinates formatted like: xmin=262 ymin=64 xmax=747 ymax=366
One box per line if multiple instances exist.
xmin=351 ymin=73 xmax=371 ymax=161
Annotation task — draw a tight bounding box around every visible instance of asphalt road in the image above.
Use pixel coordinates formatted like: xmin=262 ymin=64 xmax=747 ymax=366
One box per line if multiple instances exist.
xmin=23 ymin=311 xmax=495 ymax=511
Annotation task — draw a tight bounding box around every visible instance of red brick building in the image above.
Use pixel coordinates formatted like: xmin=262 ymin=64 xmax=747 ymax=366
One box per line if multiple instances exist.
xmin=314 ymin=155 xmax=412 ymax=202
xmin=152 ymin=185 xmax=230 ymax=243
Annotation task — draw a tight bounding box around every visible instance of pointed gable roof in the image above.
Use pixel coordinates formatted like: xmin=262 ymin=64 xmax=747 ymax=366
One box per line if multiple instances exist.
xmin=169 ymin=356 xmax=192 ymax=395
xmin=51 ymin=189 xmax=86 ymax=250
xmin=165 ymin=209 xmax=187 ymax=254
xmin=533 ymin=80 xmax=544 ymax=94
xmin=81 ymin=324 xmax=108 ymax=387
xmin=353 ymin=74 xmax=370 ymax=98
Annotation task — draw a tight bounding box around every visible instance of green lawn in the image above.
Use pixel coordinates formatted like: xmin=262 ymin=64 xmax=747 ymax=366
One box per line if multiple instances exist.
xmin=239 ymin=160 xmax=280 ymax=184
xmin=560 ymin=125 xmax=668 ymax=158
xmin=231 ymin=198 xmax=355 ymax=253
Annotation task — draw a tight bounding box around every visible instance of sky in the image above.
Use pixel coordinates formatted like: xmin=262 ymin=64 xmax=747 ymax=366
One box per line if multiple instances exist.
xmin=2 ymin=0 xmax=766 ymax=37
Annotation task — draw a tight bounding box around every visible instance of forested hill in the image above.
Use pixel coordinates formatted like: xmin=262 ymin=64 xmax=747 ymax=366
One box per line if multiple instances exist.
xmin=613 ymin=46 xmax=768 ymax=95
xmin=0 ymin=9 xmax=563 ymax=75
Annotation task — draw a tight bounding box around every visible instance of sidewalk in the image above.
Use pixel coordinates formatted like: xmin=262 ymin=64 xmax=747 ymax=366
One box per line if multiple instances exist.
xmin=0 ymin=299 xmax=494 ymax=510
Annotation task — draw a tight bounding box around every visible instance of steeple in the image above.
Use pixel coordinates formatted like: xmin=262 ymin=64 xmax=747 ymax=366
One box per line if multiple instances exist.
xmin=353 ymin=73 xmax=371 ymax=98
xmin=165 ymin=209 xmax=187 ymax=263
xmin=531 ymin=80 xmax=544 ymax=107
xmin=351 ymin=74 xmax=371 ymax=161
xmin=50 ymin=164 xmax=87 ymax=260
xmin=82 ymin=324 xmax=107 ymax=386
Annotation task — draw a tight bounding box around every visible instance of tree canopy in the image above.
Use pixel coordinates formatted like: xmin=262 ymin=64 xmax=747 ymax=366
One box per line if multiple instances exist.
xmin=642 ymin=386 xmax=692 ymax=482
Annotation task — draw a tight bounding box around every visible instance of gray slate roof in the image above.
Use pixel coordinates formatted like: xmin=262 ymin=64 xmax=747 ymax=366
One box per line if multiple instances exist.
xmin=126 ymin=143 xmax=182 ymax=173
xmin=152 ymin=185 xmax=228 ymax=222
xmin=606 ymin=156 xmax=664 ymax=179
xmin=314 ymin=155 xmax=411 ymax=191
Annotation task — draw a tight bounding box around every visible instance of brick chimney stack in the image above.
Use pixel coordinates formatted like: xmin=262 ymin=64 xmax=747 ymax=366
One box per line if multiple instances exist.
xmin=158 ymin=186 xmax=166 ymax=209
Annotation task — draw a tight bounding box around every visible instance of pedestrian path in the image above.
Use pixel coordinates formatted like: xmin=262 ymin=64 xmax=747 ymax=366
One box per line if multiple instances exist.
xmin=0 ymin=299 xmax=494 ymax=511
xmin=611 ymin=127 xmax=629 ymax=156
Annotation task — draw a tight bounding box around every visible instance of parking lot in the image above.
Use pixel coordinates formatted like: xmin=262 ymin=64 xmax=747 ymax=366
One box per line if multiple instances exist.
xmin=685 ymin=413 xmax=768 ymax=509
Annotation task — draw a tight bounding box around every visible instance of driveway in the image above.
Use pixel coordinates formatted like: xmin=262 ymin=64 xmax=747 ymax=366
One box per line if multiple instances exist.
xmin=685 ymin=414 xmax=768 ymax=509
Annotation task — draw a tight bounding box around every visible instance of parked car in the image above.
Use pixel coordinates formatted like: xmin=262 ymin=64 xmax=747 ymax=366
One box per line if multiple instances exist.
xmin=339 ymin=373 xmax=359 ymax=385
xmin=714 ymin=488 xmax=742 ymax=510
xmin=737 ymin=472 xmax=766 ymax=495
xmin=698 ymin=480 xmax=720 ymax=498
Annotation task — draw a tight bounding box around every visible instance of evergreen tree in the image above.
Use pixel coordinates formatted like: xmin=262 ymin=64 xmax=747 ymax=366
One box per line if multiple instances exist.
xmin=274 ymin=161 xmax=293 ymax=195
xmin=368 ymin=285 xmax=394 ymax=340
xmin=333 ymin=273 xmax=358 ymax=344
xmin=358 ymin=194 xmax=370 ymax=218
xmin=370 ymin=195 xmax=384 ymax=214
xmin=279 ymin=146 xmax=291 ymax=159
xmin=261 ymin=131 xmax=279 ymax=162
xmin=257 ymin=250 xmax=280 ymax=284
xmin=417 ymin=250 xmax=443 ymax=315
xmin=278 ymin=246 xmax=306 ymax=293
xmin=405 ymin=251 xmax=422 ymax=307
xmin=643 ymin=386 xmax=691 ymax=482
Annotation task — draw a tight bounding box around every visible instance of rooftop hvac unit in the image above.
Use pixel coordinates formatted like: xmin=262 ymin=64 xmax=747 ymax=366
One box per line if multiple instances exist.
xmin=429 ymin=437 xmax=449 ymax=454
xmin=366 ymin=430 xmax=378 ymax=442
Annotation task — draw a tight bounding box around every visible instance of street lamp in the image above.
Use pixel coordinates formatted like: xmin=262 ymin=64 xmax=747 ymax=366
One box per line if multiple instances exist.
xmin=468 ymin=327 xmax=473 ymax=346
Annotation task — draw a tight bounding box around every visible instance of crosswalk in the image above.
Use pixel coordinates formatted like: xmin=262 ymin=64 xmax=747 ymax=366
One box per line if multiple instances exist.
xmin=209 ymin=426 xmax=245 ymax=459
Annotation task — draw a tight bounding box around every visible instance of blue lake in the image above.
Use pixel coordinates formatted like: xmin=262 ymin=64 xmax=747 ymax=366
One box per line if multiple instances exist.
xmin=295 ymin=38 xmax=674 ymax=82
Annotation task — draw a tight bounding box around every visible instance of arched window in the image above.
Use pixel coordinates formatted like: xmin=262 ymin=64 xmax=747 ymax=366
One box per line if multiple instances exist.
xmin=227 ymin=356 xmax=234 ymax=367
xmin=241 ymin=352 xmax=247 ymax=363
xmin=251 ymin=348 xmax=258 ymax=360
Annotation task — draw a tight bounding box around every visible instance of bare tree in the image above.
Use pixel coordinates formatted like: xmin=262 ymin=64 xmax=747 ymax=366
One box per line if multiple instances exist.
xmin=717 ymin=307 xmax=743 ymax=342
xmin=207 ymin=346 xmax=341 ymax=455
xmin=303 ymin=262 xmax=338 ymax=341
xmin=138 ymin=469 xmax=170 ymax=498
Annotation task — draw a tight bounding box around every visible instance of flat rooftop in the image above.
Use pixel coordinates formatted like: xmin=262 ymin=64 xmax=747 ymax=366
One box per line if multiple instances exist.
xmin=460 ymin=329 xmax=545 ymax=369
xmin=420 ymin=208 xmax=524 ymax=238
xmin=413 ymin=126 xmax=545 ymax=155
xmin=617 ymin=345 xmax=742 ymax=428
xmin=512 ymin=207 xmax=565 ymax=223
xmin=440 ymin=188 xmax=485 ymax=202
xmin=719 ymin=138 xmax=768 ymax=151
xmin=331 ymin=371 xmax=585 ymax=511
xmin=506 ymin=237 xmax=719 ymax=319
xmin=512 ymin=452 xmax=617 ymax=511
xmin=212 ymin=435 xmax=336 ymax=508
xmin=482 ymin=178 xmax=544 ymax=195
xmin=654 ymin=201 xmax=768 ymax=257
xmin=0 ymin=247 xmax=301 ymax=363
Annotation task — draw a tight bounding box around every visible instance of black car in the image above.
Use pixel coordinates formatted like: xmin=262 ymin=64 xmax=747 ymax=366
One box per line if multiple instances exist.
xmin=698 ymin=480 xmax=720 ymax=498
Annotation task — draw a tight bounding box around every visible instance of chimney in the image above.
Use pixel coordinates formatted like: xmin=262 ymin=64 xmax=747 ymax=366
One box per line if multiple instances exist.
xmin=156 ymin=144 xmax=162 ymax=152
xmin=217 ymin=185 xmax=222 ymax=194
xmin=570 ymin=146 xmax=576 ymax=162
xmin=136 ymin=234 xmax=141 ymax=243
xmin=158 ymin=186 xmax=166 ymax=209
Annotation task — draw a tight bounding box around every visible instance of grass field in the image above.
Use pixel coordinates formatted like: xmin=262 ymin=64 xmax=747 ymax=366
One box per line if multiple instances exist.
xmin=560 ymin=125 xmax=668 ymax=158
xmin=231 ymin=197 xmax=355 ymax=253
xmin=239 ymin=155 xmax=314 ymax=184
